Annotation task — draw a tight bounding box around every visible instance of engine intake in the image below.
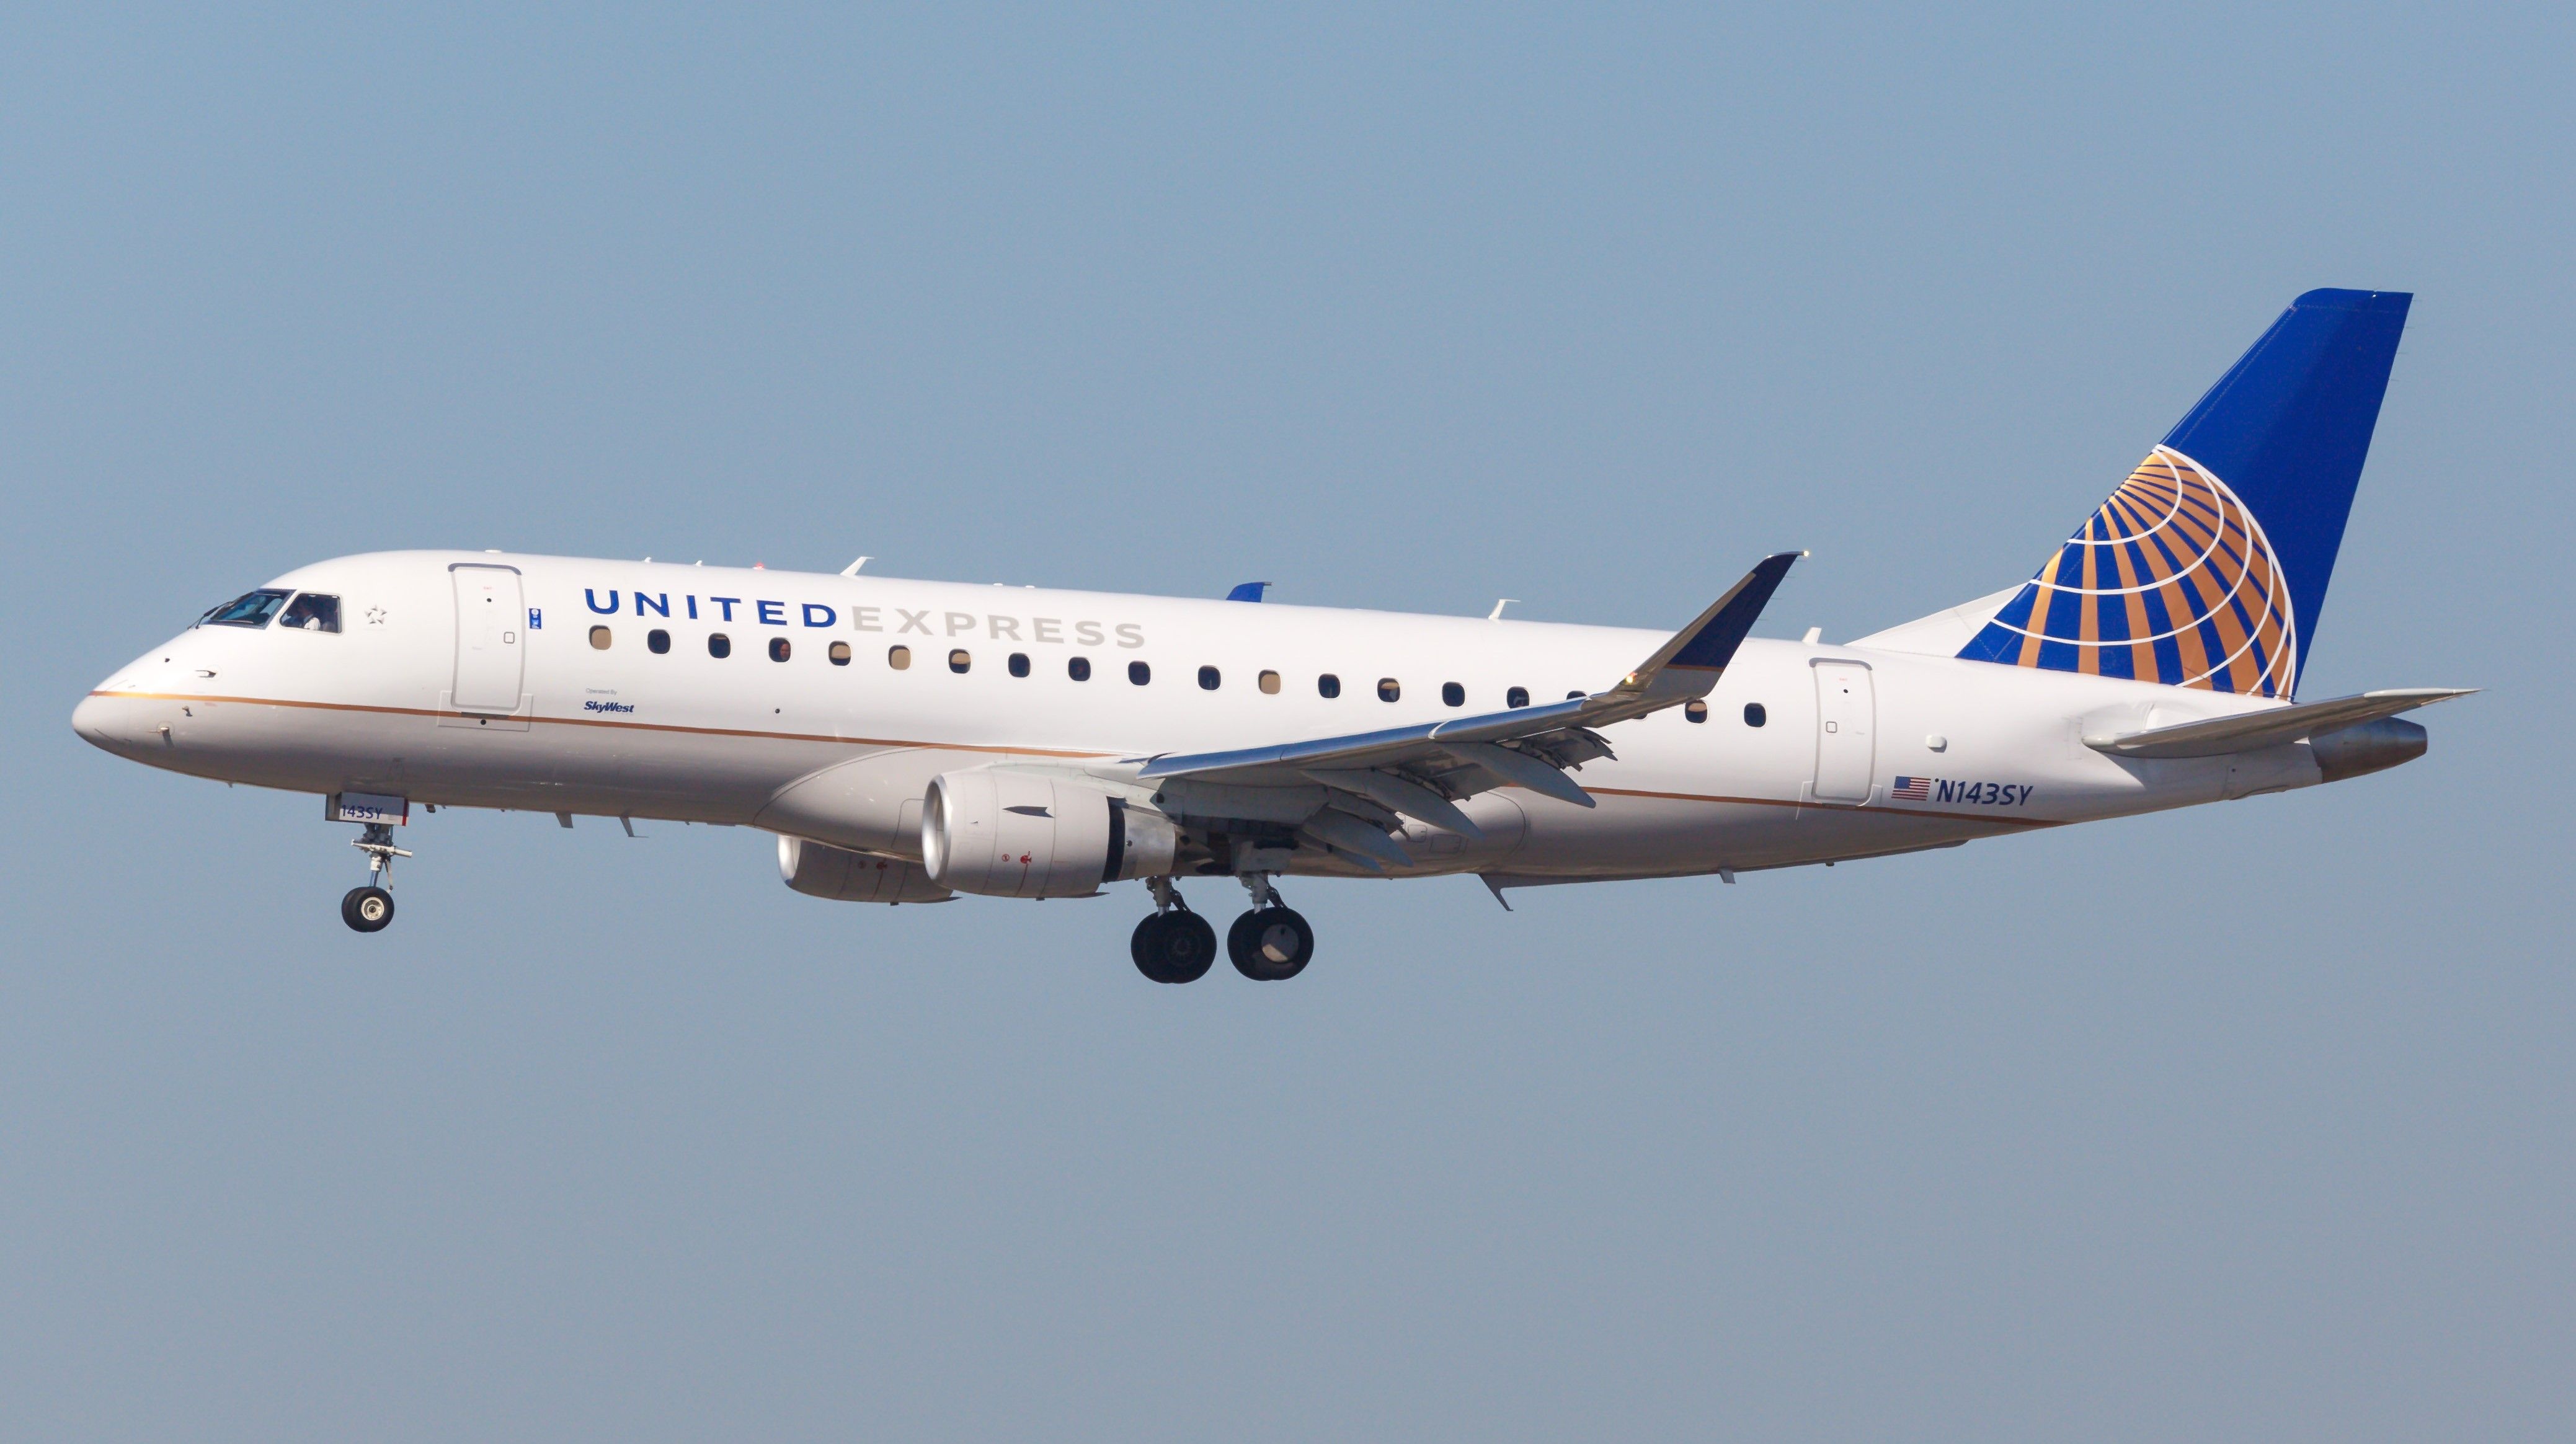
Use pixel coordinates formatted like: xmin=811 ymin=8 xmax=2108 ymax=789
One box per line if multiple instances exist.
xmin=778 ymin=835 xmax=954 ymax=903
xmin=922 ymin=771 xmax=1176 ymax=898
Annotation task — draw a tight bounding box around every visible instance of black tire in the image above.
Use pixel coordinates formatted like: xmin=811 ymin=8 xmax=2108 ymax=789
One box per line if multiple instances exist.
xmin=1228 ymin=906 xmax=1313 ymax=981
xmin=341 ymin=885 xmax=394 ymax=933
xmin=1131 ymin=913 xmax=1172 ymax=980
xmin=1133 ymin=910 xmax=1214 ymax=983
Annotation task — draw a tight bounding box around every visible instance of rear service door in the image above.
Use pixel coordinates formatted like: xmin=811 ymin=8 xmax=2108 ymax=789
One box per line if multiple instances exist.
xmin=451 ymin=564 xmax=526 ymax=713
xmin=1811 ymin=660 xmax=1876 ymax=804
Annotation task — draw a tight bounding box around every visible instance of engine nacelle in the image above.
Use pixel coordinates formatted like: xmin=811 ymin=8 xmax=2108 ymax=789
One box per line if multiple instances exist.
xmin=777 ymin=835 xmax=954 ymax=903
xmin=921 ymin=771 xmax=1177 ymax=898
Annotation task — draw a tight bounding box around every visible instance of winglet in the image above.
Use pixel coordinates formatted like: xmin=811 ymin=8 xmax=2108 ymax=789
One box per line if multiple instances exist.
xmin=1656 ymin=552 xmax=1800 ymax=672
xmin=1603 ymin=552 xmax=1800 ymax=713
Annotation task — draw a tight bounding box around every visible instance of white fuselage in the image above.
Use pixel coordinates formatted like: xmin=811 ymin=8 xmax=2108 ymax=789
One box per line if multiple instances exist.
xmin=74 ymin=551 xmax=2329 ymax=885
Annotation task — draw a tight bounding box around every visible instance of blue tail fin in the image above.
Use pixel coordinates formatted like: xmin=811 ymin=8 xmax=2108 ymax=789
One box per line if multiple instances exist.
xmin=1957 ymin=288 xmax=2410 ymax=698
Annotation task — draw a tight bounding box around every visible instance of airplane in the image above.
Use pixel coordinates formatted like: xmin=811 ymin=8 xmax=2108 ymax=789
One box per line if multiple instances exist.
xmin=73 ymin=288 xmax=2470 ymax=983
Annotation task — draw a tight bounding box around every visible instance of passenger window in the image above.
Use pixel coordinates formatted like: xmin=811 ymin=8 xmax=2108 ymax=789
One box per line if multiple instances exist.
xmin=888 ymin=644 xmax=911 ymax=670
xmin=1068 ymin=656 xmax=1091 ymax=681
xmin=770 ymin=637 xmax=793 ymax=662
xmin=708 ymin=633 xmax=732 ymax=658
xmin=1507 ymin=686 xmax=1529 ymax=708
xmin=1377 ymin=678 xmax=1400 ymax=702
xmin=590 ymin=625 xmax=613 ymax=650
xmin=1743 ymin=702 xmax=1767 ymax=727
xmin=1318 ymin=673 xmax=1341 ymax=698
xmin=1129 ymin=660 xmax=1151 ymax=685
xmin=280 ymin=593 xmax=341 ymax=633
xmin=1008 ymin=652 xmax=1030 ymax=678
xmin=949 ymin=649 xmax=971 ymax=673
xmin=1258 ymin=670 xmax=1281 ymax=694
xmin=1199 ymin=665 xmax=1220 ymax=691
xmin=647 ymin=629 xmax=671 ymax=654
xmin=200 ymin=589 xmax=290 ymax=628
xmin=1441 ymin=681 xmax=1464 ymax=707
xmin=1685 ymin=700 xmax=1708 ymax=724
xmin=828 ymin=640 xmax=851 ymax=666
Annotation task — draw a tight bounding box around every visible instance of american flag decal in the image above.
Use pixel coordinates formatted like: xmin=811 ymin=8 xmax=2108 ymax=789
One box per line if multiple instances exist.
xmin=1891 ymin=776 xmax=1932 ymax=802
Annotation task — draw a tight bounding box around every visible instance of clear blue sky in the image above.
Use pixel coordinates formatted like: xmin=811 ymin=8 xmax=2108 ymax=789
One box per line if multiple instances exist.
xmin=5 ymin=6 xmax=2570 ymax=1440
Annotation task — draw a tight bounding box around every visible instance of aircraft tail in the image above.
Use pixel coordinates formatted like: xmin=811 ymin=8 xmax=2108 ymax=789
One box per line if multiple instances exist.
xmin=1953 ymin=288 xmax=2411 ymax=698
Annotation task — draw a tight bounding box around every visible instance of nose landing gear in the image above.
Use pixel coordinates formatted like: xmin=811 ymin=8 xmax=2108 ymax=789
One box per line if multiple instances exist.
xmin=342 ymin=885 xmax=395 ymax=932
xmin=342 ymin=822 xmax=411 ymax=933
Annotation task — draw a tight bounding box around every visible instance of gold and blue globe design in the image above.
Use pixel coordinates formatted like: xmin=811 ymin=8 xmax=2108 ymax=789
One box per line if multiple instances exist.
xmin=1958 ymin=446 xmax=2296 ymax=696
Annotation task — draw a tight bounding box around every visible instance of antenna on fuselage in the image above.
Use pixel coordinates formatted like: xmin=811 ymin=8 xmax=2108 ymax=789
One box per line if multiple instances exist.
xmin=1488 ymin=599 xmax=1517 ymax=621
xmin=842 ymin=556 xmax=871 ymax=576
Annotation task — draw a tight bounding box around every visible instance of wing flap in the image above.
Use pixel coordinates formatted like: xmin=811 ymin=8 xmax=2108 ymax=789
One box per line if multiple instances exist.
xmin=1304 ymin=768 xmax=1485 ymax=838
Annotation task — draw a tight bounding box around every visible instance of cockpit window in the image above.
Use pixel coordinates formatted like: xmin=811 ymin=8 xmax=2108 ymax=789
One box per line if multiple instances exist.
xmin=200 ymin=589 xmax=291 ymax=628
xmin=278 ymin=593 xmax=341 ymax=633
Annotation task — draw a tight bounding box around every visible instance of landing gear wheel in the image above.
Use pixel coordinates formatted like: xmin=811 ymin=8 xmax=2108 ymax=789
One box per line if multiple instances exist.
xmin=1131 ymin=910 xmax=1216 ymax=983
xmin=1228 ymin=906 xmax=1314 ymax=980
xmin=341 ymin=885 xmax=395 ymax=933
xmin=1130 ymin=914 xmax=1166 ymax=974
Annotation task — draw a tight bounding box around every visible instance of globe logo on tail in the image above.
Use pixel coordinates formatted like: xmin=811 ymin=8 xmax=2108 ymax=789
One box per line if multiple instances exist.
xmin=1958 ymin=446 xmax=2297 ymax=697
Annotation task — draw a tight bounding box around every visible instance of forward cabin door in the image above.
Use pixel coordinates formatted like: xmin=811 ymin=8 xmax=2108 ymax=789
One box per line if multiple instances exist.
xmin=1811 ymin=660 xmax=1876 ymax=804
xmin=450 ymin=564 xmax=526 ymax=713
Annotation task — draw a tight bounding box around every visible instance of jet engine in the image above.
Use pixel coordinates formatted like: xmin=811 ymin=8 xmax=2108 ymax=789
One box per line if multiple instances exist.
xmin=922 ymin=771 xmax=1177 ymax=899
xmin=777 ymin=835 xmax=954 ymax=903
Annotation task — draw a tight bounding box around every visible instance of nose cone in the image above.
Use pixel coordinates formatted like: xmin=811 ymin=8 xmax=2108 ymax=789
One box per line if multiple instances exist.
xmin=72 ymin=691 xmax=113 ymax=748
xmin=77 ymin=639 xmax=197 ymax=761
xmin=72 ymin=689 xmax=140 ymax=757
xmin=73 ymin=662 xmax=177 ymax=761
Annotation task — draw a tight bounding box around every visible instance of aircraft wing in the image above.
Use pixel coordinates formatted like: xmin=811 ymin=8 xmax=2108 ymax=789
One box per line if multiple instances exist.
xmin=1131 ymin=553 xmax=1798 ymax=867
xmin=2083 ymin=687 xmax=2476 ymax=759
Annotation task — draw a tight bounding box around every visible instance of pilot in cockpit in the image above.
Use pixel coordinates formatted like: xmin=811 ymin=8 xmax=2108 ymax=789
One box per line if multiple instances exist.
xmin=199 ymin=588 xmax=339 ymax=632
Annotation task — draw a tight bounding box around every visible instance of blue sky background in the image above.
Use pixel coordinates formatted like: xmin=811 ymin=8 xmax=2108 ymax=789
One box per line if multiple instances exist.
xmin=5 ymin=6 xmax=2570 ymax=1440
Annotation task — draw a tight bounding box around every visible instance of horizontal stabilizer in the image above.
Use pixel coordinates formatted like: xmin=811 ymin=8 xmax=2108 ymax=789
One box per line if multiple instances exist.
xmin=2084 ymin=688 xmax=2474 ymax=759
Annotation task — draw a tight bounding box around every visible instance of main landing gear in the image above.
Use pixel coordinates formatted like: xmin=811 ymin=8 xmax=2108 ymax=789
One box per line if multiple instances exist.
xmin=342 ymin=822 xmax=409 ymax=934
xmin=1228 ymin=905 xmax=1313 ymax=981
xmin=1130 ymin=875 xmax=1315 ymax=984
xmin=1131 ymin=877 xmax=1217 ymax=983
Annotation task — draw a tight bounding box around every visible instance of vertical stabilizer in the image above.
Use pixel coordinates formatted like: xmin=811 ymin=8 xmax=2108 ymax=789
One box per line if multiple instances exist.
xmin=1956 ymin=289 xmax=2410 ymax=698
